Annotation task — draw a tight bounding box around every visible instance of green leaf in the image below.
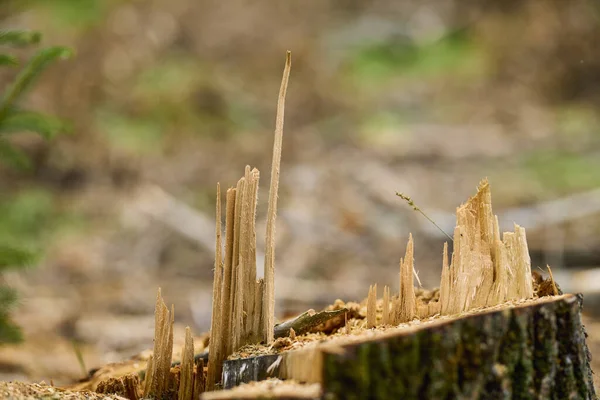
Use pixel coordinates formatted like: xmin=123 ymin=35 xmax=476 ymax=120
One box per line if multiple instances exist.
xmin=0 ymin=244 xmax=37 ymax=271
xmin=0 ymin=287 xmax=18 ymax=310
xmin=0 ymin=30 xmax=42 ymax=47
xmin=0 ymin=54 xmax=18 ymax=67
xmin=0 ymin=315 xmax=23 ymax=344
xmin=0 ymin=138 xmax=31 ymax=170
xmin=0 ymin=109 xmax=70 ymax=139
xmin=0 ymin=46 xmax=73 ymax=120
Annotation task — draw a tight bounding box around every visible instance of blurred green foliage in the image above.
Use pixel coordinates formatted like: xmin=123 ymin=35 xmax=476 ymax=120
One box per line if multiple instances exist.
xmin=96 ymin=108 xmax=165 ymax=154
xmin=347 ymin=30 xmax=484 ymax=86
xmin=523 ymin=150 xmax=600 ymax=195
xmin=31 ymin=0 xmax=110 ymax=31
xmin=0 ymin=29 xmax=71 ymax=343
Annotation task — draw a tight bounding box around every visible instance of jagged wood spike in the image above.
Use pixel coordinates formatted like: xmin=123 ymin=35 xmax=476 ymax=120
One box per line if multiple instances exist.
xmin=391 ymin=296 xmax=399 ymax=326
xmin=398 ymin=234 xmax=416 ymax=323
xmin=221 ymin=187 xmax=236 ymax=357
xmin=504 ymin=231 xmax=519 ymax=301
xmin=241 ymin=166 xmax=256 ymax=342
xmin=397 ymin=257 xmax=403 ymax=324
xmin=382 ymin=285 xmax=390 ymax=326
xmin=208 ymin=183 xmax=224 ymax=390
xmin=404 ymin=237 xmax=416 ymax=322
xmin=546 ymin=265 xmax=559 ymax=296
xmin=147 ymin=289 xmax=163 ymax=397
xmin=247 ymin=168 xmax=260 ymax=342
xmin=440 ymin=180 xmax=536 ymax=316
xmin=142 ymin=354 xmax=153 ymax=398
xmin=344 ymin=311 xmax=349 ymax=334
xmin=232 ymin=178 xmax=244 ymax=274
xmin=367 ymin=284 xmax=376 ymax=328
xmin=253 ymin=278 xmax=264 ymax=339
xmin=231 ymin=177 xmax=246 ymax=352
xmin=164 ymin=304 xmax=175 ymax=394
xmin=238 ymin=167 xmax=252 ymax=342
xmin=148 ymin=288 xmax=173 ymax=398
xmin=263 ymin=51 xmax=291 ymax=344
xmin=193 ymin=358 xmax=205 ymax=399
xmin=514 ymin=224 xmax=534 ymax=298
xmin=439 ymin=242 xmax=450 ymax=315
xmin=178 ymin=327 xmax=194 ymax=400
xmin=123 ymin=375 xmax=140 ymax=400
xmin=472 ymin=219 xmax=494 ymax=309
xmin=96 ymin=374 xmax=140 ymax=400
xmin=157 ymin=301 xmax=170 ymax=395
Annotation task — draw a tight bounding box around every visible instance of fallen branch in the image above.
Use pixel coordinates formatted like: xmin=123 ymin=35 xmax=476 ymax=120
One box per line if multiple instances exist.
xmin=274 ymin=308 xmax=348 ymax=339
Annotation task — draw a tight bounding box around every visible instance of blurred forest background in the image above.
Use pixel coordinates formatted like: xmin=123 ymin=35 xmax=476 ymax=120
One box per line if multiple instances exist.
xmin=1 ymin=0 xmax=600 ymax=386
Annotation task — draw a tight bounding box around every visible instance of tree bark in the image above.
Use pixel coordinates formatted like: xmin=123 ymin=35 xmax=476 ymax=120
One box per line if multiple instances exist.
xmin=220 ymin=294 xmax=596 ymax=399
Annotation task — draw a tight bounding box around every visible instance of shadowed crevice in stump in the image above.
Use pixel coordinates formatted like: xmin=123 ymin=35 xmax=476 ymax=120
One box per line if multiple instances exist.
xmin=223 ymin=355 xmax=282 ymax=389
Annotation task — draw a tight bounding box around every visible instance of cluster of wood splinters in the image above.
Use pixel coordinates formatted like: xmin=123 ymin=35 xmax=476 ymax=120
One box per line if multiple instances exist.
xmin=140 ymin=289 xmax=205 ymax=400
xmin=138 ymin=51 xmax=291 ymax=396
xmin=207 ymin=51 xmax=292 ymax=390
xmin=366 ymin=179 xmax=535 ymax=327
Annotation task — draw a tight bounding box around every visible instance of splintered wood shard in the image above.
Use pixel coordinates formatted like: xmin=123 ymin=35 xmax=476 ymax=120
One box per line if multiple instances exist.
xmin=206 ymin=52 xmax=292 ymax=389
xmin=231 ymin=177 xmax=245 ymax=352
xmin=96 ymin=374 xmax=140 ymax=400
xmin=243 ymin=168 xmax=260 ymax=343
xmin=263 ymin=51 xmax=291 ymax=345
xmin=391 ymin=295 xmax=399 ymax=325
xmin=511 ymin=224 xmax=534 ymax=299
xmin=179 ymin=327 xmax=194 ymax=400
xmin=367 ymin=284 xmax=377 ymax=328
xmin=382 ymin=285 xmax=390 ymax=325
xmin=439 ymin=179 xmax=535 ymax=316
xmin=166 ymin=305 xmax=175 ymax=392
xmin=221 ymin=188 xmax=236 ymax=357
xmin=248 ymin=170 xmax=261 ymax=342
xmin=193 ymin=358 xmax=206 ymax=399
xmin=239 ymin=167 xmax=252 ymax=343
xmin=207 ymin=184 xmax=223 ymax=391
xmin=398 ymin=234 xmax=416 ymax=323
xmin=146 ymin=288 xmax=174 ymax=399
xmin=226 ymin=168 xmax=262 ymax=354
xmin=253 ymin=278 xmax=264 ymax=339
xmin=142 ymin=355 xmax=153 ymax=398
xmin=439 ymin=242 xmax=450 ymax=315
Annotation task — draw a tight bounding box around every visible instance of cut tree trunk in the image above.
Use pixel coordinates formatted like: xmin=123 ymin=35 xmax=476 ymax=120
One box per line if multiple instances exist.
xmin=221 ymin=294 xmax=596 ymax=400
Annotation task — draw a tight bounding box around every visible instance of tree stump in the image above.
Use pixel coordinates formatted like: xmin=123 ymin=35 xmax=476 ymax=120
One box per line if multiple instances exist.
xmin=219 ymin=294 xmax=596 ymax=400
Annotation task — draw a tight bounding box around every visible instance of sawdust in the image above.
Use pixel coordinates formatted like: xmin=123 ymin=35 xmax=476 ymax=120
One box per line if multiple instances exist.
xmin=202 ymin=378 xmax=321 ymax=400
xmin=229 ymin=288 xmax=562 ymax=359
xmin=0 ymin=381 xmax=127 ymax=400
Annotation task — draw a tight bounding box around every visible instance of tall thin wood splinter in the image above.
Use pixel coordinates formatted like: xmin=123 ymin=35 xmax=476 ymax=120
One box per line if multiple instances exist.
xmin=207 ymin=183 xmax=223 ymax=390
xmin=262 ymin=51 xmax=292 ymax=344
xmin=220 ymin=188 xmax=236 ymax=356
